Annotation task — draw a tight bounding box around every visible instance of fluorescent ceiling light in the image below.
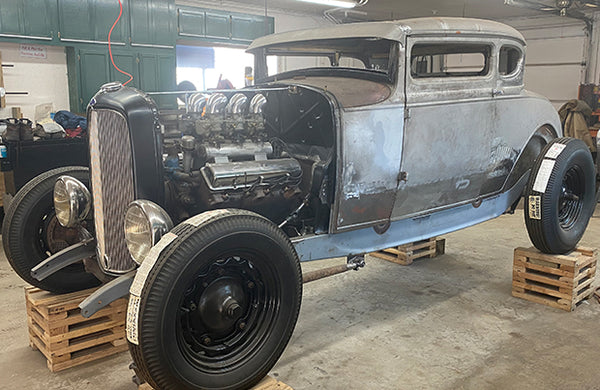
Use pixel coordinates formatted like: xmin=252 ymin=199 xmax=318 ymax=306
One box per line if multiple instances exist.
xmin=584 ymin=2 xmax=598 ymax=7
xmin=297 ymin=0 xmax=357 ymax=8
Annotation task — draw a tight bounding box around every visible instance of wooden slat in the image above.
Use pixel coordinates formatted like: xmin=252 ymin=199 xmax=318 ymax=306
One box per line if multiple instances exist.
xmin=48 ymin=342 xmax=128 ymax=372
xmin=514 ymin=259 xmax=574 ymax=278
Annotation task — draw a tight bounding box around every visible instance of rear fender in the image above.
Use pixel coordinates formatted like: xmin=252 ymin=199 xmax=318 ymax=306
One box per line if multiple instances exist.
xmin=503 ymin=125 xmax=558 ymax=192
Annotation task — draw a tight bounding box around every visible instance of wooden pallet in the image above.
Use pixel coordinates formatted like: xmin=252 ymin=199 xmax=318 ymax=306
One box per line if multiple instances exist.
xmin=25 ymin=286 xmax=128 ymax=372
xmin=512 ymin=247 xmax=597 ymax=312
xmin=138 ymin=375 xmax=293 ymax=390
xmin=370 ymin=237 xmax=445 ymax=266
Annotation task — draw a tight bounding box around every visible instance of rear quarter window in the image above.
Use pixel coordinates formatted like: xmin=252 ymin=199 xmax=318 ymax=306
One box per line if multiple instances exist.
xmin=499 ymin=46 xmax=522 ymax=76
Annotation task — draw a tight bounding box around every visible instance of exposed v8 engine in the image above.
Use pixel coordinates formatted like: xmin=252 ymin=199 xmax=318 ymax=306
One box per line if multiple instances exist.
xmin=161 ymin=87 xmax=335 ymax=234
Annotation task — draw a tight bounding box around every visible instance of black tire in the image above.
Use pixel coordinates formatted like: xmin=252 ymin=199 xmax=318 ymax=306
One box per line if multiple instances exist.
xmin=524 ymin=137 xmax=596 ymax=254
xmin=2 ymin=166 xmax=101 ymax=293
xmin=129 ymin=210 xmax=302 ymax=390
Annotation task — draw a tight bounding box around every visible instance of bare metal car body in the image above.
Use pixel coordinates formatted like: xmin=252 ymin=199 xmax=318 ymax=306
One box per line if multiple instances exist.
xmin=32 ymin=17 xmax=563 ymax=323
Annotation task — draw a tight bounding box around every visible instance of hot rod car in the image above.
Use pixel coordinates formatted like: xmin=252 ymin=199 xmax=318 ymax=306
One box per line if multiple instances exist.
xmin=3 ymin=17 xmax=598 ymax=390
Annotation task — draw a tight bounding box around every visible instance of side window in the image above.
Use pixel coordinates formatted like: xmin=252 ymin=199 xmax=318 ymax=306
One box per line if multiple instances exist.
xmin=410 ymin=43 xmax=491 ymax=78
xmin=499 ymin=46 xmax=522 ymax=76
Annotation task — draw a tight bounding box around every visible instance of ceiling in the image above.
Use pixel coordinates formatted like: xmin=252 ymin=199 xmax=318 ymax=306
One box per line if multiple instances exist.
xmin=223 ymin=0 xmax=549 ymax=20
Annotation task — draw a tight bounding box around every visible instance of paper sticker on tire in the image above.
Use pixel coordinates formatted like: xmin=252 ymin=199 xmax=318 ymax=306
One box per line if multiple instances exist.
xmin=528 ymin=195 xmax=541 ymax=220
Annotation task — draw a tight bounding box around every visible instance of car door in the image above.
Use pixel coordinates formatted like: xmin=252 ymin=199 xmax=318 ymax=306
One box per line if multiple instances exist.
xmin=392 ymin=37 xmax=498 ymax=219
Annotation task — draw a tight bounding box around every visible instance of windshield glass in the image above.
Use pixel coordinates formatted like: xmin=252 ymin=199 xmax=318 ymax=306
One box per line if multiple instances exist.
xmin=259 ymin=38 xmax=397 ymax=82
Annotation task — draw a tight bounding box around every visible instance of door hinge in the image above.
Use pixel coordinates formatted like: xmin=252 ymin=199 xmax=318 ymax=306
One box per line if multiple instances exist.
xmin=404 ymin=107 xmax=410 ymax=119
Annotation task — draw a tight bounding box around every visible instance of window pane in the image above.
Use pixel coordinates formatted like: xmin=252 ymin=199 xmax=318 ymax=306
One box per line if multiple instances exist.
xmin=411 ymin=43 xmax=491 ymax=78
xmin=499 ymin=46 xmax=521 ymax=76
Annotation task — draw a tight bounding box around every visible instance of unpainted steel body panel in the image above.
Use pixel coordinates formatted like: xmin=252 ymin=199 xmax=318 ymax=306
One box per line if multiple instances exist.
xmin=329 ymin=29 xmax=560 ymax=231
xmin=334 ymin=104 xmax=404 ymax=230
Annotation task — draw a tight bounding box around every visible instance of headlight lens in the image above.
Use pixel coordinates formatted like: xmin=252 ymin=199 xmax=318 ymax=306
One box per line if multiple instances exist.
xmin=124 ymin=200 xmax=173 ymax=265
xmin=54 ymin=176 xmax=91 ymax=228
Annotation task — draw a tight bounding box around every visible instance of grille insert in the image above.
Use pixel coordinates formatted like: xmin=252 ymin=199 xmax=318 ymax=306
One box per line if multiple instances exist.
xmin=89 ymin=109 xmax=136 ymax=273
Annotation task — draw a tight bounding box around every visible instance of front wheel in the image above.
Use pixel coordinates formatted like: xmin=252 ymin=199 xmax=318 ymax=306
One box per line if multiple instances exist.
xmin=129 ymin=210 xmax=302 ymax=390
xmin=2 ymin=166 xmax=100 ymax=293
xmin=524 ymin=137 xmax=596 ymax=254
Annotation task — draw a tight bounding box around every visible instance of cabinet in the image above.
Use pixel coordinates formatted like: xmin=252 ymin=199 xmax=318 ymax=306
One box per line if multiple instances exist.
xmin=0 ymin=0 xmax=56 ymax=40
xmin=58 ymin=0 xmax=127 ymax=44
xmin=130 ymin=0 xmax=175 ymax=47
xmin=177 ymin=6 xmax=274 ymax=44
xmin=177 ymin=8 xmax=205 ymax=38
xmin=231 ymin=14 xmax=272 ymax=42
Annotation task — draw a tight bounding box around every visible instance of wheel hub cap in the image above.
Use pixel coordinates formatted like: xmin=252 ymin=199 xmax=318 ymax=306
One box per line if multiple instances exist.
xmin=196 ymin=277 xmax=247 ymax=336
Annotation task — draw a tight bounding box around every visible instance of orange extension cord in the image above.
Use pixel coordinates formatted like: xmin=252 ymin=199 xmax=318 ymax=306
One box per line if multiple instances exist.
xmin=108 ymin=0 xmax=133 ymax=86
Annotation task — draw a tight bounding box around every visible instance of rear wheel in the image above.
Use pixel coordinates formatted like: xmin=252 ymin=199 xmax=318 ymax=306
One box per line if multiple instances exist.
xmin=129 ymin=210 xmax=302 ymax=390
xmin=524 ymin=137 xmax=596 ymax=254
xmin=2 ymin=166 xmax=100 ymax=293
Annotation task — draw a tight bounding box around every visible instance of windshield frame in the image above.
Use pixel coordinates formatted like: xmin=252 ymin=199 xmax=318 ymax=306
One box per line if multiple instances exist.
xmin=253 ymin=38 xmax=400 ymax=85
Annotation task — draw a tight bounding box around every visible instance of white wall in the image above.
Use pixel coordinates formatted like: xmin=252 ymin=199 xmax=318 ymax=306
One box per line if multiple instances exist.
xmin=0 ymin=42 xmax=70 ymax=120
xmin=502 ymin=16 xmax=588 ymax=109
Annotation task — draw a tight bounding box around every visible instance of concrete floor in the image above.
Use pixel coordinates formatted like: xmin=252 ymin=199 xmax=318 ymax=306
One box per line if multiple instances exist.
xmin=1 ymin=207 xmax=599 ymax=390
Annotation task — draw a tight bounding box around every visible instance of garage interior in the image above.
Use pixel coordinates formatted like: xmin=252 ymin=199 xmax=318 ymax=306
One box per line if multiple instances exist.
xmin=0 ymin=1 xmax=599 ymax=390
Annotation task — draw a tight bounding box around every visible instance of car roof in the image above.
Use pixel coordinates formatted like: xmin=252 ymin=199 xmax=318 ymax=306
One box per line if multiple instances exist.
xmin=247 ymin=17 xmax=525 ymax=52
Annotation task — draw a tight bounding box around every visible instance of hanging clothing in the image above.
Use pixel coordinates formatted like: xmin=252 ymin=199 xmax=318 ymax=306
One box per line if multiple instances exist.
xmin=558 ymin=99 xmax=597 ymax=153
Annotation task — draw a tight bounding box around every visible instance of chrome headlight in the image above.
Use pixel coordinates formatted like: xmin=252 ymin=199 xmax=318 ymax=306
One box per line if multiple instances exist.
xmin=54 ymin=176 xmax=91 ymax=228
xmin=124 ymin=200 xmax=173 ymax=265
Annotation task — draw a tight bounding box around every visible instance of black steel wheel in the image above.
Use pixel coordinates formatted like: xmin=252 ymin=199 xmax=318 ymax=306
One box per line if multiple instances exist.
xmin=129 ymin=210 xmax=302 ymax=390
xmin=524 ymin=137 xmax=596 ymax=254
xmin=2 ymin=166 xmax=100 ymax=293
